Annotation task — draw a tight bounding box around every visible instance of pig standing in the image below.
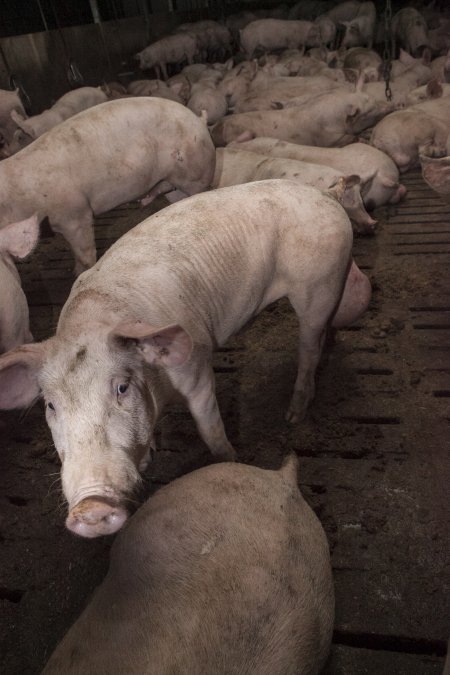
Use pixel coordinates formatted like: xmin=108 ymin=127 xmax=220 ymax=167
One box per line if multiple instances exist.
xmin=136 ymin=33 xmax=198 ymax=80
xmin=228 ymin=137 xmax=406 ymax=209
xmin=0 ymin=98 xmax=215 ymax=274
xmin=0 ymin=215 xmax=38 ymax=353
xmin=0 ymin=180 xmax=371 ymax=537
xmin=7 ymin=87 xmax=108 ymax=154
xmin=212 ymin=147 xmax=377 ymax=233
xmin=391 ymin=8 xmax=429 ymax=57
xmin=239 ymin=19 xmax=321 ymax=58
xmin=41 ymin=457 xmax=335 ymax=675
xmin=340 ymin=1 xmax=377 ymax=49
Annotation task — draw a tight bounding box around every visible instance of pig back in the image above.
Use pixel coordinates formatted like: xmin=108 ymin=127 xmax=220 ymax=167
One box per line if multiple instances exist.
xmin=61 ymin=180 xmax=353 ymax=347
xmin=42 ymin=458 xmax=334 ymax=674
xmin=0 ymin=97 xmax=215 ymax=220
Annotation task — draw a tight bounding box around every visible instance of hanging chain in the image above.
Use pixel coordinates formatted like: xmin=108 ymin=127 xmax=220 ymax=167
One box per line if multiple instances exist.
xmin=382 ymin=0 xmax=393 ymax=101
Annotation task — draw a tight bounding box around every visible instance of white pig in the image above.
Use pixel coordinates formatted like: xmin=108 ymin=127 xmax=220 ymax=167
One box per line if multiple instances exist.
xmin=340 ymin=1 xmax=377 ymax=49
xmin=8 ymin=87 xmax=108 ymax=154
xmin=0 ymin=215 xmax=39 ymax=353
xmin=371 ymin=97 xmax=450 ymax=172
xmin=41 ymin=457 xmax=335 ymax=675
xmin=212 ymin=147 xmax=377 ymax=233
xmin=0 ymin=98 xmax=215 ymax=275
xmin=228 ymin=137 xmax=407 ymax=209
xmin=210 ymin=90 xmax=395 ymax=146
xmin=0 ymin=180 xmax=371 ymax=537
xmin=239 ymin=19 xmax=321 ymax=59
xmin=391 ymin=8 xmax=429 ymax=57
xmin=136 ymin=33 xmax=198 ymax=80
xmin=187 ymin=80 xmax=228 ymax=124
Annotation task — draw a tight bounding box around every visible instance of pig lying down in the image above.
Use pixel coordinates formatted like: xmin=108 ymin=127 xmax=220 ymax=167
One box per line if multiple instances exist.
xmin=42 ymin=457 xmax=334 ymax=675
xmin=0 ymin=181 xmax=371 ymax=537
xmin=0 ymin=97 xmax=215 ymax=275
xmin=213 ymin=146 xmax=377 ymax=234
xmin=0 ymin=216 xmax=39 ymax=353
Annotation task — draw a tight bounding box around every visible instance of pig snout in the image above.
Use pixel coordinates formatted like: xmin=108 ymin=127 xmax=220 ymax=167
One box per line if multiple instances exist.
xmin=353 ymin=211 xmax=377 ymax=235
xmin=66 ymin=497 xmax=128 ymax=538
xmin=388 ymin=183 xmax=407 ymax=204
xmin=332 ymin=261 xmax=371 ymax=328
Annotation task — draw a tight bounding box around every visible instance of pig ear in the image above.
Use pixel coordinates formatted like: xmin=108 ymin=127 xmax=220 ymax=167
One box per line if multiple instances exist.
xmin=0 ymin=343 xmax=47 ymax=409
xmin=399 ymin=49 xmax=415 ymax=66
xmin=10 ymin=110 xmax=33 ymax=138
xmin=355 ymin=72 xmax=365 ymax=92
xmin=360 ymin=171 xmax=377 ymax=196
xmin=110 ymin=321 xmax=193 ymax=368
xmin=328 ymin=175 xmax=360 ymax=201
xmin=343 ymin=68 xmax=358 ymax=84
xmin=0 ymin=214 xmax=40 ymax=259
xmin=346 ymin=103 xmax=361 ymax=119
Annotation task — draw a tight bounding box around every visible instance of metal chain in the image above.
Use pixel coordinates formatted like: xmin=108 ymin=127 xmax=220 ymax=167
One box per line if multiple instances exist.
xmin=382 ymin=0 xmax=393 ymax=101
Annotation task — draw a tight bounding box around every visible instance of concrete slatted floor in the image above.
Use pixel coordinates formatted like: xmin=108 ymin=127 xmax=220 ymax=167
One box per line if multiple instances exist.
xmin=0 ymin=172 xmax=449 ymax=674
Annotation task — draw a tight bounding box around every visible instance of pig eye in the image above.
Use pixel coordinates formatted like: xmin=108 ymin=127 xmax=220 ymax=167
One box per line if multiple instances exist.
xmin=117 ymin=383 xmax=129 ymax=396
xmin=47 ymin=401 xmax=55 ymax=412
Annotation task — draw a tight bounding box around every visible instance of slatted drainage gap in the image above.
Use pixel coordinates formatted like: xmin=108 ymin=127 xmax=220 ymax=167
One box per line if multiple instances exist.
xmin=0 ymin=586 xmax=23 ymax=603
xmin=341 ymin=416 xmax=402 ymax=425
xmin=413 ymin=324 xmax=450 ymax=330
xmin=433 ymin=390 xmax=450 ymax=398
xmin=332 ymin=629 xmax=447 ymax=657
xmin=354 ymin=368 xmax=393 ymax=375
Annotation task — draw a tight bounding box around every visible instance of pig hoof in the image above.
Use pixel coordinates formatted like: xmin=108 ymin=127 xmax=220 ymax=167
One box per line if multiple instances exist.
xmin=66 ymin=497 xmax=128 ymax=538
xmin=285 ymin=409 xmax=299 ymax=424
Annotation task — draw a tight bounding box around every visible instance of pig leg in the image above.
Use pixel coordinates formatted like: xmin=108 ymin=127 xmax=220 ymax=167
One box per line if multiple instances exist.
xmin=140 ymin=180 xmax=175 ymax=206
xmin=53 ymin=213 xmax=96 ymax=276
xmin=286 ymin=322 xmax=326 ymax=424
xmin=169 ymin=360 xmax=236 ymax=460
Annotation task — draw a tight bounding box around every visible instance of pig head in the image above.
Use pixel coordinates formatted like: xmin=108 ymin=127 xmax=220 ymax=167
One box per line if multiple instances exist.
xmin=0 ymin=320 xmax=194 ymax=538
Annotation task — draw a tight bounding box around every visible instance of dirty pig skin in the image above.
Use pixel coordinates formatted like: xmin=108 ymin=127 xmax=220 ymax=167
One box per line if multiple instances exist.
xmin=0 ymin=180 xmax=371 ymax=538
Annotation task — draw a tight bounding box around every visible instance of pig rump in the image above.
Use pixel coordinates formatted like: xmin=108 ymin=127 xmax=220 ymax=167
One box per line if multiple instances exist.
xmin=42 ymin=458 xmax=335 ymax=675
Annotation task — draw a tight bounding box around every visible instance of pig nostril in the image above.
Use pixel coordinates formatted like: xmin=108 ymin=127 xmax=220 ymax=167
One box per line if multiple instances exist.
xmin=66 ymin=498 xmax=128 ymax=538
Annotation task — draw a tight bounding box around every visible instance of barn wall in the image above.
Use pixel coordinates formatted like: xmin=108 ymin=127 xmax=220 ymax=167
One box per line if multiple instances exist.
xmin=0 ymin=11 xmax=206 ymax=112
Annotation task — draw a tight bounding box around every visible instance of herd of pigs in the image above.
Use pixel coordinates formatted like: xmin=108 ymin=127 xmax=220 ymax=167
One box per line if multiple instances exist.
xmin=0 ymin=0 xmax=449 ymax=672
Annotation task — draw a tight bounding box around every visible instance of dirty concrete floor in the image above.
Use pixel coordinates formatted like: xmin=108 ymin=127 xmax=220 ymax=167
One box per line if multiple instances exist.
xmin=0 ymin=172 xmax=449 ymax=673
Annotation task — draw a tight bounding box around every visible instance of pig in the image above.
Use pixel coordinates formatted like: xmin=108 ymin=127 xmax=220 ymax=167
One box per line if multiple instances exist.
xmin=391 ymin=8 xmax=429 ymax=57
xmin=239 ymin=19 xmax=321 ymax=59
xmin=127 ymin=79 xmax=184 ymax=104
xmin=187 ymin=81 xmax=228 ymax=125
xmin=314 ymin=16 xmax=337 ymax=47
xmin=405 ymin=79 xmax=450 ymax=106
xmin=210 ymin=90 xmax=395 ymax=146
xmin=343 ymin=47 xmax=382 ymax=74
xmin=232 ymin=74 xmax=349 ymax=113
xmin=325 ymin=1 xmax=362 ymax=24
xmin=289 ymin=1 xmax=329 ymax=20
xmin=0 ymin=180 xmax=371 ymax=536
xmin=0 ymin=98 xmax=215 ymax=275
xmin=371 ymin=97 xmax=450 ymax=172
xmin=340 ymin=1 xmax=377 ymax=49
xmin=136 ymin=33 xmax=198 ymax=80
xmin=0 ymin=215 xmax=39 ymax=353
xmin=41 ymin=457 xmax=335 ymax=674
xmin=362 ymin=58 xmax=432 ymax=106
xmin=212 ymin=147 xmax=377 ymax=233
xmin=0 ymin=88 xmax=27 ymax=156
xmin=217 ymin=60 xmax=259 ymax=107
xmin=8 ymin=87 xmax=108 ymax=154
xmin=430 ymin=50 xmax=450 ymax=83
xmin=228 ymin=137 xmax=407 ymax=209
xmin=177 ymin=21 xmax=232 ymax=61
